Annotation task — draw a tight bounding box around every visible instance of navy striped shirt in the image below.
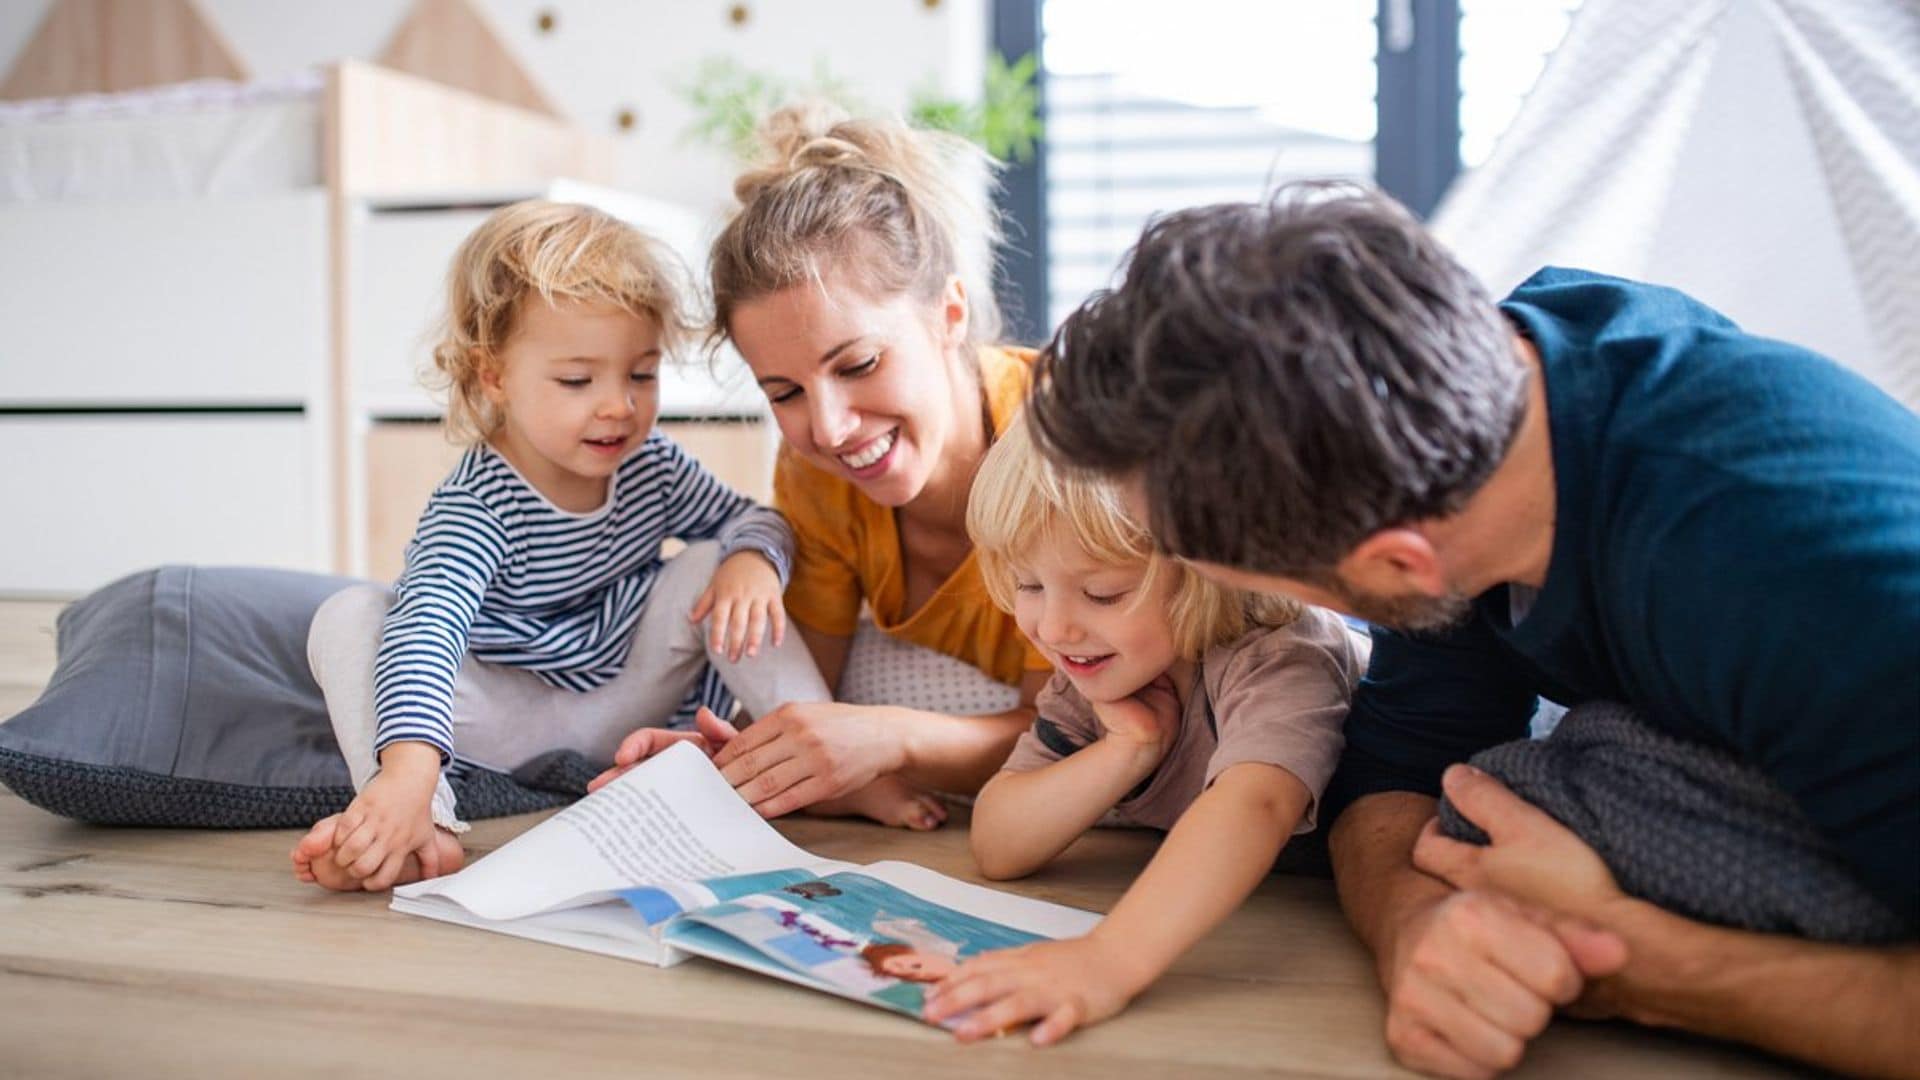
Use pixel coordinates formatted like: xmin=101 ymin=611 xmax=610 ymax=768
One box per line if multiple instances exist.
xmin=372 ymin=433 xmax=792 ymax=760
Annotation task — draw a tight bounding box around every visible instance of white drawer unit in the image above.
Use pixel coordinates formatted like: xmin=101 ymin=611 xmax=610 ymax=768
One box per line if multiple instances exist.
xmin=348 ymin=191 xmax=768 ymax=423
xmin=0 ymin=414 xmax=324 ymax=595
xmin=352 ymin=205 xmax=502 ymax=418
xmin=0 ymin=194 xmax=329 ymax=406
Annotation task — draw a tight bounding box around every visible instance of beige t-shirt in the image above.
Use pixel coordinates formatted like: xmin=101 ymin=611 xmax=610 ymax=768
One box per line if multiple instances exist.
xmin=1000 ymin=606 xmax=1370 ymax=833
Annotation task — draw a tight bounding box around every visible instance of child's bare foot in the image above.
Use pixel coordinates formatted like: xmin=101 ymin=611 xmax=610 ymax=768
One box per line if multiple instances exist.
xmin=291 ymin=814 xmax=351 ymax=887
xmin=290 ymin=816 xmax=465 ymax=891
xmin=812 ymin=775 xmax=948 ymax=830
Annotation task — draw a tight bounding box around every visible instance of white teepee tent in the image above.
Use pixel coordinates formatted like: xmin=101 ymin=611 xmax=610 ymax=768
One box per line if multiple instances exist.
xmin=1430 ymin=0 xmax=1920 ymax=411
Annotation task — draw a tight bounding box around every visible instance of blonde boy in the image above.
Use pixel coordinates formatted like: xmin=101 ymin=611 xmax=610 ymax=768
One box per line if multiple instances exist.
xmin=924 ymin=413 xmax=1370 ymax=1043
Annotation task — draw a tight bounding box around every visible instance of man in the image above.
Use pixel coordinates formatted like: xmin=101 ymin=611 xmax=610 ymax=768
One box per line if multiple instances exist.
xmin=1024 ymin=183 xmax=1919 ymax=1078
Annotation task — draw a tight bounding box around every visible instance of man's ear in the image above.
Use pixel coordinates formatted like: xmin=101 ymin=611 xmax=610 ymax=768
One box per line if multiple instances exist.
xmin=1339 ymin=527 xmax=1448 ymax=597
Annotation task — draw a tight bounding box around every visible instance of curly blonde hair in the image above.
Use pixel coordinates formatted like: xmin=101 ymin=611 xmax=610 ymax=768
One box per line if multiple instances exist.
xmin=428 ymin=200 xmax=697 ymax=443
xmin=708 ymin=102 xmax=1005 ymax=355
xmin=967 ymin=413 xmax=1301 ymax=659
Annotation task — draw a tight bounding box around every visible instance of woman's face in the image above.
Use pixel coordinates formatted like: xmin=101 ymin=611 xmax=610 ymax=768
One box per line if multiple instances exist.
xmin=730 ymin=272 xmax=971 ymax=509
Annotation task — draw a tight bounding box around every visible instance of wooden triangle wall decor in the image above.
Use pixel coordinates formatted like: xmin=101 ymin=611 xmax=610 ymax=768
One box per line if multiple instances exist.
xmin=0 ymin=0 xmax=247 ymax=100
xmin=377 ymin=0 xmax=564 ymax=119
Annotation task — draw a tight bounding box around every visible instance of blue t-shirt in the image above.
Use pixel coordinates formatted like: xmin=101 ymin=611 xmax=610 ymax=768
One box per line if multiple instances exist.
xmin=1323 ymin=267 xmax=1920 ymax=919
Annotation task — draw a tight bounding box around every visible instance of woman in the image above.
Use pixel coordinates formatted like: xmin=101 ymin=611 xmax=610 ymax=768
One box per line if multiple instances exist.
xmin=608 ymin=104 xmax=1053 ymax=823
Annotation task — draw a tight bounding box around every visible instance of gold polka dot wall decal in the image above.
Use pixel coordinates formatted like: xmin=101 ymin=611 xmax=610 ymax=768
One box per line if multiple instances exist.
xmin=615 ymin=107 xmax=638 ymax=132
xmin=922 ymin=0 xmax=942 ymax=9
xmin=728 ymin=3 xmax=750 ymax=27
xmin=535 ymin=9 xmax=556 ymax=33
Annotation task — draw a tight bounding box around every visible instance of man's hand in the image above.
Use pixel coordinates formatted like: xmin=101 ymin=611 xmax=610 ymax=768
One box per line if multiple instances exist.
xmin=1412 ymin=763 xmax=1628 ymax=922
xmin=1366 ymin=764 xmax=1631 ymax=1078
xmin=1379 ymin=886 xmax=1629 ymax=1078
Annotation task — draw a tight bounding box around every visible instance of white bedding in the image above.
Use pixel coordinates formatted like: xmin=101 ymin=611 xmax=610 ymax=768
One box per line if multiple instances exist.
xmin=0 ymin=73 xmax=323 ymax=202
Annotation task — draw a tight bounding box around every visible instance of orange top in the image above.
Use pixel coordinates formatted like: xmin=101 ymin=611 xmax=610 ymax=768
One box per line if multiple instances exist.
xmin=773 ymin=345 xmax=1051 ymax=686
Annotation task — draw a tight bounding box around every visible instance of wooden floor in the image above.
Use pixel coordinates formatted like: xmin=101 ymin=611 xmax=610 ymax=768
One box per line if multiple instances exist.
xmin=0 ymin=599 xmax=1807 ymax=1078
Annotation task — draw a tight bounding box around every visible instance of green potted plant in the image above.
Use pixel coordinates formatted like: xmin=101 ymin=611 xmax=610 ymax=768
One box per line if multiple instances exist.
xmin=679 ymin=51 xmax=1042 ymax=164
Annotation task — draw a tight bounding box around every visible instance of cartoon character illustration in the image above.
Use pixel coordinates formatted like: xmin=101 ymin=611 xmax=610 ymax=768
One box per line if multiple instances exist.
xmin=771 ymin=906 xmax=861 ymax=950
xmin=860 ymin=942 xmax=958 ymax=983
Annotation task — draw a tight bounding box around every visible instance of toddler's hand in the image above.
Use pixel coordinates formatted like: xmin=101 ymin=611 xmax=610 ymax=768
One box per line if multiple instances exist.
xmin=332 ymin=742 xmax=441 ymax=890
xmin=1089 ymin=674 xmax=1181 ymax=757
xmin=923 ymin=937 xmax=1150 ymax=1046
xmin=689 ymin=551 xmax=787 ymax=662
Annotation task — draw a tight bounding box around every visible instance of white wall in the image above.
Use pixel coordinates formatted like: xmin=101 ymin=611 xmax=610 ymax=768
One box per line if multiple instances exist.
xmin=0 ymin=0 xmax=989 ymax=213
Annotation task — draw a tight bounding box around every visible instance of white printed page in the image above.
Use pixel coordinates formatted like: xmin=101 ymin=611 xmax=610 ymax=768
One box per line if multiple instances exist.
xmin=394 ymin=741 xmax=842 ymax=920
xmin=855 ymin=861 xmax=1104 ymax=939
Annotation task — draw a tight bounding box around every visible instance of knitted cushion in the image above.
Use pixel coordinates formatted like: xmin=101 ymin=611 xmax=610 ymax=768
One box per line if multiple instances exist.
xmin=1438 ymin=701 xmax=1914 ymax=944
xmin=0 ymin=565 xmax=586 ymax=828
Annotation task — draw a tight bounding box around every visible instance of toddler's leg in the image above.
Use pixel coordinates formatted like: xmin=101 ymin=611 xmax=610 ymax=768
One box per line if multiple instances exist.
xmin=650 ymin=545 xmax=943 ymax=828
xmin=450 ymin=542 xmax=834 ymax=770
xmin=651 ymin=540 xmax=835 ymax=721
xmin=293 ymin=585 xmax=464 ymax=890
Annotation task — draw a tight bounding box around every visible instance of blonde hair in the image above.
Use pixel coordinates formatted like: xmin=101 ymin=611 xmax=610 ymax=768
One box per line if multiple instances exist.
xmin=708 ymin=102 xmax=1004 ymax=354
xmin=428 ymin=200 xmax=697 ymax=443
xmin=968 ymin=413 xmax=1300 ymax=659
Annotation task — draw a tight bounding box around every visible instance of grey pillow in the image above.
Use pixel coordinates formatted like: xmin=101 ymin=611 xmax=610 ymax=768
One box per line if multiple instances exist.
xmin=0 ymin=565 xmax=589 ymax=828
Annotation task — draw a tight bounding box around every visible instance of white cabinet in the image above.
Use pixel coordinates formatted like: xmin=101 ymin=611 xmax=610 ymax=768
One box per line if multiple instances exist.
xmin=0 ymin=415 xmax=321 ymax=595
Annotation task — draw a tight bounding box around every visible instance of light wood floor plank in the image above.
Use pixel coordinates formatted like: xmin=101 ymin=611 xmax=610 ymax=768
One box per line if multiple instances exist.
xmin=0 ymin=600 xmax=1807 ymax=1077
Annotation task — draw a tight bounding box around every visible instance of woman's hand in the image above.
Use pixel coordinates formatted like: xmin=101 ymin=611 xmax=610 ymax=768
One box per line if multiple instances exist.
xmin=922 ymin=936 xmax=1151 ymax=1046
xmin=689 ymin=551 xmax=787 ymax=662
xmin=712 ymin=702 xmax=909 ymax=818
xmin=587 ymin=708 xmax=739 ymax=792
xmin=1088 ymin=674 xmax=1181 ymax=758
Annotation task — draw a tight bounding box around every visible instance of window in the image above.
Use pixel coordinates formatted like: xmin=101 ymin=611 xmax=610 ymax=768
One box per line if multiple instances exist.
xmin=1460 ymin=0 xmax=1584 ymax=168
xmin=998 ymin=0 xmax=1586 ymax=339
xmin=1037 ymin=0 xmax=1377 ymax=333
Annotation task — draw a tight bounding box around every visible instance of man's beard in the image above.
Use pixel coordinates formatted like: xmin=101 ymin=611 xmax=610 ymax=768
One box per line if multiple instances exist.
xmin=1323 ymin=579 xmax=1474 ymax=633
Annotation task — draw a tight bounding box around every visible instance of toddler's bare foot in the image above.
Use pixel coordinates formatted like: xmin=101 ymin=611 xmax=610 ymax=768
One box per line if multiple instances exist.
xmin=290 ymin=816 xmax=465 ymax=891
xmin=812 ymin=775 xmax=947 ymax=830
xmin=382 ymin=828 xmax=466 ymax=889
xmin=291 ymin=814 xmax=355 ymax=889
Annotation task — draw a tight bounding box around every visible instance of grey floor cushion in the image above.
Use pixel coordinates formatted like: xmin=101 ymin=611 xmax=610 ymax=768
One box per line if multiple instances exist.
xmin=0 ymin=565 xmax=587 ymax=828
xmin=1438 ymin=701 xmax=1916 ymax=944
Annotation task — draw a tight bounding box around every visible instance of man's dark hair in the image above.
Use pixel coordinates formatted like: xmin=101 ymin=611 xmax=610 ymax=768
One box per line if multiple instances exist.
xmin=1027 ymin=182 xmax=1527 ymax=578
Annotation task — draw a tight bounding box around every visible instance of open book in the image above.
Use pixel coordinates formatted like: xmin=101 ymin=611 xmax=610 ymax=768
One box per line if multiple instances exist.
xmin=392 ymin=741 xmax=1101 ymax=1024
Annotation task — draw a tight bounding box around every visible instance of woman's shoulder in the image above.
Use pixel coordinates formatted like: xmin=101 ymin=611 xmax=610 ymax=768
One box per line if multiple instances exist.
xmin=773 ymin=443 xmax=870 ymax=526
xmin=981 ymin=344 xmax=1038 ymax=429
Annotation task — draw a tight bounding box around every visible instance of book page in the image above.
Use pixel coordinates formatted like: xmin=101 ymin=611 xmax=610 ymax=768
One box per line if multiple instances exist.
xmin=662 ymin=867 xmax=1101 ymax=1023
xmin=853 ymin=861 xmax=1103 ymax=939
xmin=394 ymin=741 xmax=840 ymax=920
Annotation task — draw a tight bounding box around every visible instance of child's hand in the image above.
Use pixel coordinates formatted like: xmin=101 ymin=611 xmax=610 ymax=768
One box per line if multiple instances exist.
xmin=587 ymin=707 xmax=739 ymax=792
xmin=1089 ymin=674 xmax=1181 ymax=757
xmin=923 ymin=937 xmax=1151 ymax=1046
xmin=689 ymin=551 xmax=787 ymax=662
xmin=332 ymin=742 xmax=441 ymax=889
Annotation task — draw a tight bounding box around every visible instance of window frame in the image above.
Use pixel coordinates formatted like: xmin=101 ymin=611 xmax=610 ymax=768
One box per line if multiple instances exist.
xmin=993 ymin=0 xmax=1463 ymax=343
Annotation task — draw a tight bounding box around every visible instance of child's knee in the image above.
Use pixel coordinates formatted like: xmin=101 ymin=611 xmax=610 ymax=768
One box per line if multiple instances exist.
xmin=655 ymin=541 xmax=724 ymax=616
xmin=307 ymin=584 xmax=395 ymax=674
